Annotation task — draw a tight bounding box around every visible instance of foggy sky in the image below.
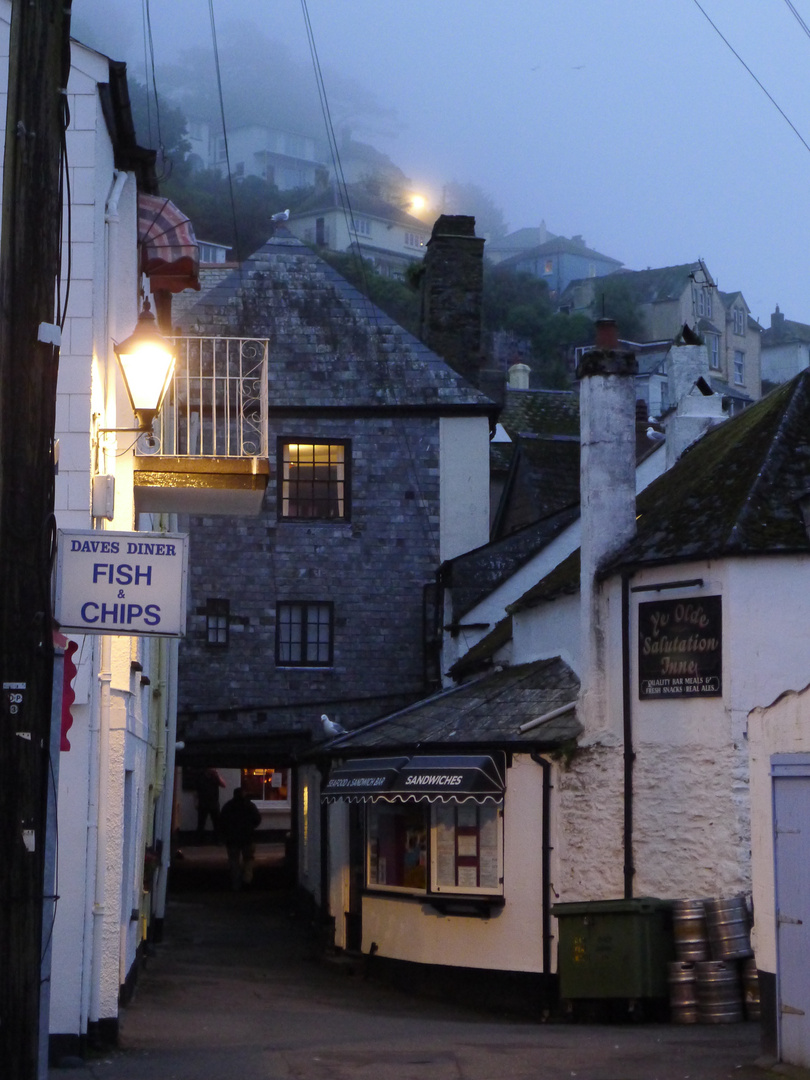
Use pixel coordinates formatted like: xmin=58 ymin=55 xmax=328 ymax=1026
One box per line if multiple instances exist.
xmin=72 ymin=0 xmax=810 ymax=326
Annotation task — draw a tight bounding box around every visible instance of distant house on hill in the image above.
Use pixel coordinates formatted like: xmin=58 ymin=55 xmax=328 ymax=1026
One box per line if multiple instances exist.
xmin=186 ymin=117 xmax=326 ymax=190
xmin=760 ymin=305 xmax=810 ymax=387
xmin=498 ymin=234 xmax=622 ymax=297
xmin=560 ymin=261 xmax=762 ymax=409
xmin=286 ymin=182 xmax=430 ymax=278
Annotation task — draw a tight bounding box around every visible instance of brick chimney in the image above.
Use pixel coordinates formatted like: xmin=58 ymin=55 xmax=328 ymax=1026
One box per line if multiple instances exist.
xmin=771 ymin=305 xmax=785 ymax=337
xmin=419 ymin=215 xmax=484 ymax=387
xmin=577 ymin=319 xmax=638 ymax=733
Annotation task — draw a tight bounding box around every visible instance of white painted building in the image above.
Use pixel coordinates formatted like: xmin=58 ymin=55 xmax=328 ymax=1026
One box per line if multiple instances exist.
xmin=298 ymin=328 xmax=810 ymax=1050
xmin=0 ymin=13 xmax=200 ymax=1060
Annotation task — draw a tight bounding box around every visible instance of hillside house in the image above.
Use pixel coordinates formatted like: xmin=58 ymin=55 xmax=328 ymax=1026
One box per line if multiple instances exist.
xmin=560 ymin=261 xmax=762 ymax=410
xmin=760 ymin=304 xmax=810 ymax=387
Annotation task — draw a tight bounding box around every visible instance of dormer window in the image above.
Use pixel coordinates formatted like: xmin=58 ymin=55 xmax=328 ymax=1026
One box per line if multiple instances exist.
xmin=733 ymin=308 xmax=745 ymax=336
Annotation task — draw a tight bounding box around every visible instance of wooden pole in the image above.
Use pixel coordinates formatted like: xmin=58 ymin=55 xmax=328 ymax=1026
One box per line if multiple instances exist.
xmin=0 ymin=2 xmax=72 ymax=1076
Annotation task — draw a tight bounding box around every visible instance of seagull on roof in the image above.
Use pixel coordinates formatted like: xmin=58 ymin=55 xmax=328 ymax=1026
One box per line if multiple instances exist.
xmin=322 ymin=714 xmax=347 ymax=737
xmin=271 ymin=209 xmax=290 ymax=222
xmin=646 ymin=426 xmax=666 ymax=443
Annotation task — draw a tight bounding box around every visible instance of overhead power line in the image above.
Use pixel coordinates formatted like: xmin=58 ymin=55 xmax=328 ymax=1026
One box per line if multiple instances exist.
xmin=783 ymin=0 xmax=810 ymax=42
xmin=690 ymin=0 xmax=810 ymax=157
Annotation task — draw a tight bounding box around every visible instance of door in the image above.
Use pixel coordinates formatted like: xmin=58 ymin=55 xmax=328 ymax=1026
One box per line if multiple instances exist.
xmin=773 ymin=756 xmax=810 ymax=1066
xmin=345 ymin=803 xmax=364 ymax=952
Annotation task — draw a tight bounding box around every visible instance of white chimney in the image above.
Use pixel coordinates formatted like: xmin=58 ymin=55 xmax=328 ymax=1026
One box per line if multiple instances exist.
xmin=664 ymin=344 xmax=726 ymax=468
xmin=508 ymin=363 xmax=530 ymax=390
xmin=577 ymin=319 xmax=638 ymax=735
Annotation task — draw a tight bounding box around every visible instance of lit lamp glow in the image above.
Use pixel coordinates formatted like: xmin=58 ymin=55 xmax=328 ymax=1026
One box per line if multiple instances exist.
xmin=113 ymin=298 xmax=176 ymax=433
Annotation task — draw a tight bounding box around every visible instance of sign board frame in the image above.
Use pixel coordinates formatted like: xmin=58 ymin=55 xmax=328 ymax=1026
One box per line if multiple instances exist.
xmin=54 ymin=529 xmax=188 ymax=638
xmin=638 ymin=594 xmax=722 ymax=699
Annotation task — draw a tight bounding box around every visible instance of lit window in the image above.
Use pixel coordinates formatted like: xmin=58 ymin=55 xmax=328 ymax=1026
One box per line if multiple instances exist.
xmin=734 ymin=350 xmax=745 ymax=385
xmin=241 ymin=768 xmax=290 ymax=805
xmin=366 ymin=801 xmax=503 ymax=897
xmin=279 ymin=441 xmax=348 ymax=520
xmin=205 ymin=598 xmax=229 ymax=647
xmin=276 ymin=602 xmax=333 ymax=666
xmin=404 ymin=231 xmax=424 ymax=249
xmin=544 ymin=259 xmax=553 ymax=275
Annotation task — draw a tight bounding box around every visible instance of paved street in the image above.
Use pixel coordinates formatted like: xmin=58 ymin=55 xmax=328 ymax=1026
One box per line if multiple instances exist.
xmin=49 ymin=845 xmax=794 ymax=1080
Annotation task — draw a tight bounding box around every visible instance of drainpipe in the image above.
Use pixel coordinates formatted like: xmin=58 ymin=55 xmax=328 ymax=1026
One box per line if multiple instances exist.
xmin=531 ymin=752 xmax=554 ymax=1011
xmin=89 ymin=636 xmax=112 ymax=1024
xmin=621 ymin=572 xmax=635 ymax=899
xmin=79 ymin=639 xmax=100 ymax=1040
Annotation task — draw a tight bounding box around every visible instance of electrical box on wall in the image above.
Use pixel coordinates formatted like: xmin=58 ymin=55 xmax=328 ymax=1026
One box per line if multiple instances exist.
xmin=92 ymin=474 xmax=115 ymax=520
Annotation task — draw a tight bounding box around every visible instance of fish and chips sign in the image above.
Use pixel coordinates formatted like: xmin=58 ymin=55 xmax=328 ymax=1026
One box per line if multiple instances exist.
xmin=55 ymin=529 xmax=188 ymax=637
xmin=638 ymin=596 xmax=722 ymax=698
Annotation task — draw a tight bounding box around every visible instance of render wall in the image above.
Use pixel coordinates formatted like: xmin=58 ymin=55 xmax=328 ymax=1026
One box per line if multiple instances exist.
xmin=358 ymin=755 xmax=547 ymax=972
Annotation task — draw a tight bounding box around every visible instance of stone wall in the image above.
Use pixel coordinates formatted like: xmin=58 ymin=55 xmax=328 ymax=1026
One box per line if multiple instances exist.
xmin=178 ymin=413 xmax=441 ymax=726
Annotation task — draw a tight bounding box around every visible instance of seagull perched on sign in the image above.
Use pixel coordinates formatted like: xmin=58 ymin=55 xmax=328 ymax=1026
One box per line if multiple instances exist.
xmin=271 ymin=208 xmax=290 ymax=222
xmin=321 ymin=713 xmax=347 ymax=737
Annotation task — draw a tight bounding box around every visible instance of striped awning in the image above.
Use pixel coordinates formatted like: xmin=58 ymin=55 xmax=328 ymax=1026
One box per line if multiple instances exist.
xmin=138 ymin=193 xmax=200 ymax=293
xmin=322 ymin=754 xmax=505 ymax=805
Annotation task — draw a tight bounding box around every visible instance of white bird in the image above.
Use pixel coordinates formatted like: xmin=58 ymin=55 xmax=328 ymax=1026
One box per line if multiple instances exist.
xmin=321 ymin=713 xmax=347 ymax=737
xmin=646 ymin=426 xmax=666 ymax=443
xmin=271 ymin=208 xmax=290 ymax=222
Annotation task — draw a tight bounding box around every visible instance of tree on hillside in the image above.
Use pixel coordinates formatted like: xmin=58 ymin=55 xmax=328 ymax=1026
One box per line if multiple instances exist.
xmin=482 ymin=265 xmax=594 ymax=389
xmin=442 ymin=181 xmax=507 ymax=240
xmin=589 ymin=275 xmax=645 ymax=341
xmin=158 ymin=22 xmax=400 ymax=147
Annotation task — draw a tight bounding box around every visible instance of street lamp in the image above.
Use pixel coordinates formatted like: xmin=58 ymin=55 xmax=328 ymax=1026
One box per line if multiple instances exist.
xmin=112 ymin=298 xmax=176 ymax=434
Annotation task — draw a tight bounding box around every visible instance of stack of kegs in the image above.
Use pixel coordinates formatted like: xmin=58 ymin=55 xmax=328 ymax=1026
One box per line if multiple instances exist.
xmin=667 ymin=896 xmax=758 ymax=1024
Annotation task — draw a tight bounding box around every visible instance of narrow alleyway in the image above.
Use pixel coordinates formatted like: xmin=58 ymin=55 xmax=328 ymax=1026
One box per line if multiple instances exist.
xmin=50 ymin=845 xmax=783 ymax=1080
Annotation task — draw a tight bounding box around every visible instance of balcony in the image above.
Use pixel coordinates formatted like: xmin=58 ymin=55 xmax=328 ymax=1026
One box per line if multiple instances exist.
xmin=133 ymin=337 xmax=270 ymax=516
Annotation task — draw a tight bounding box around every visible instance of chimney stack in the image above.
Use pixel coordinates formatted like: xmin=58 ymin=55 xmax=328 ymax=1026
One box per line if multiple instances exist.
xmin=420 ymin=215 xmax=484 ymax=387
xmin=576 ymin=320 xmax=638 ymax=732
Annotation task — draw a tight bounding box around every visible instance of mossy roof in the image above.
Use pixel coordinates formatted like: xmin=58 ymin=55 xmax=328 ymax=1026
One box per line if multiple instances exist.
xmin=607 ymin=371 xmax=810 ymax=569
xmin=506 ymin=371 xmax=810 ymax=610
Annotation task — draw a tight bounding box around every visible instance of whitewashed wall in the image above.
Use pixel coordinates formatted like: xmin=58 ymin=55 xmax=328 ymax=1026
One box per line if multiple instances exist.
xmin=555 ymin=556 xmax=810 ymax=907
xmin=439 ymin=415 xmax=491 ymax=563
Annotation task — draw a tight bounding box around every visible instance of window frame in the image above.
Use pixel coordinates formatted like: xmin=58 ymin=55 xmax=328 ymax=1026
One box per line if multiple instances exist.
xmin=275 ymin=600 xmax=334 ymax=668
xmin=733 ymin=307 xmax=746 ymax=336
xmin=734 ymin=350 xmax=745 ymax=386
xmin=278 ymin=439 xmax=350 ymax=522
xmin=205 ymin=598 xmax=230 ymax=648
xmin=365 ymin=799 xmax=504 ymax=900
xmin=709 ymin=334 xmax=720 ymax=370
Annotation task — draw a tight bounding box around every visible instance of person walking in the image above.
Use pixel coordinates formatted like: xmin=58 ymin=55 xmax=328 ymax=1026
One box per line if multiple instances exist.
xmin=195 ymin=767 xmax=226 ymax=842
xmin=220 ymin=786 xmax=261 ymax=891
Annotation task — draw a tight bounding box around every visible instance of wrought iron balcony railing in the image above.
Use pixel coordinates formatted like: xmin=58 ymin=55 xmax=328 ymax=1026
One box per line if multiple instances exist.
xmin=140 ymin=337 xmax=269 ymax=459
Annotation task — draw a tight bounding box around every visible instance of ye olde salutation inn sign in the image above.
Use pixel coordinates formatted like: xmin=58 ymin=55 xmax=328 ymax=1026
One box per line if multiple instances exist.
xmin=638 ymin=595 xmax=722 ymax=698
xmin=55 ymin=530 xmax=189 ymax=637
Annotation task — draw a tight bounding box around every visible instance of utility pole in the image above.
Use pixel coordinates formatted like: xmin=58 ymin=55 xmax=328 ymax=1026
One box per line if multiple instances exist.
xmin=0 ymin=2 xmax=72 ymax=1077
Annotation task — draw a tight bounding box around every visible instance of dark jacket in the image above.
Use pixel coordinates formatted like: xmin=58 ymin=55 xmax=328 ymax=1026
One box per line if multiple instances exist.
xmin=220 ymin=793 xmax=261 ymax=846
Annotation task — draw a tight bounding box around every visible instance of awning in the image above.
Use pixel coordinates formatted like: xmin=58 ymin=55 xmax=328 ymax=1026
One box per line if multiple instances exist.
xmin=322 ymin=754 xmax=505 ymax=805
xmin=138 ymin=193 xmax=200 ymax=293
xmin=321 ymin=757 xmax=409 ymax=803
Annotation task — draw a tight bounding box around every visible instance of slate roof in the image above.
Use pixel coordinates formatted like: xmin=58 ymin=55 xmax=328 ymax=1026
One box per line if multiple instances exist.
xmin=174 ymin=234 xmax=496 ymax=415
xmin=500 ymin=236 xmax=622 ymax=272
xmin=448 ymin=615 xmax=512 ymax=679
xmin=325 ymin=658 xmax=582 ymax=753
xmin=559 ymin=262 xmax=701 ymax=312
xmin=445 ymin=504 xmax=581 ymax=621
xmin=762 ymin=316 xmax=810 ymax=346
xmin=607 ymin=370 xmax=810 ymax=570
xmin=506 ymin=370 xmax=810 ymax=610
